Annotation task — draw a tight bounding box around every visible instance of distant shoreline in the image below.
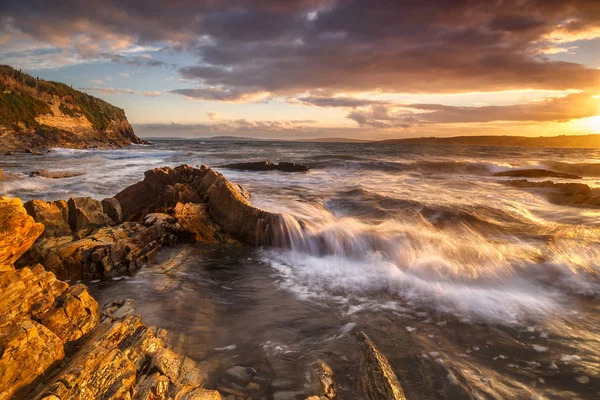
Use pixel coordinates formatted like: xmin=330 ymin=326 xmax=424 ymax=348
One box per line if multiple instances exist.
xmin=140 ymin=134 xmax=600 ymax=149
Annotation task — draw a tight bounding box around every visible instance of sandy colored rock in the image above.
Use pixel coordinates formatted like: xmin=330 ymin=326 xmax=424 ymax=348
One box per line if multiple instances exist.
xmin=0 ymin=320 xmax=64 ymax=400
xmin=29 ymin=169 xmax=85 ymax=179
xmin=36 ymin=300 xmax=220 ymax=400
xmin=40 ymin=283 xmax=100 ymax=342
xmin=356 ymin=331 xmax=407 ymax=400
xmin=174 ymin=202 xmax=229 ymax=243
xmin=24 ymin=199 xmax=72 ymax=238
xmin=0 ymin=196 xmax=44 ymax=270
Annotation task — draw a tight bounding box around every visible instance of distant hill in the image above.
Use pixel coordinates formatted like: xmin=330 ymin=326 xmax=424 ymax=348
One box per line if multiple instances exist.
xmin=378 ymin=134 xmax=600 ymax=149
xmin=0 ymin=65 xmax=147 ymax=150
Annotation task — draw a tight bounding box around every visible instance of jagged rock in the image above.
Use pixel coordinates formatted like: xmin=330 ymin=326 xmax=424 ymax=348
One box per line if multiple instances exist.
xmin=102 ymin=197 xmax=123 ymax=224
xmin=206 ymin=173 xmax=277 ymax=245
xmin=174 ymin=202 xmax=230 ymax=243
xmin=0 ymin=197 xmax=44 ymax=270
xmin=20 ymin=221 xmax=179 ymax=280
xmin=0 ymin=264 xmax=68 ymax=327
xmin=218 ymin=161 xmax=310 ymax=172
xmin=40 ymin=283 xmax=100 ymax=342
xmin=29 ymin=169 xmax=85 ymax=179
xmin=144 ymin=212 xmax=184 ymax=232
xmin=24 ymin=199 xmax=71 ymax=238
xmin=0 ymin=320 xmax=65 ymax=400
xmin=356 ymin=331 xmax=407 ymax=400
xmin=35 ymin=300 xmax=221 ymax=400
xmin=67 ymin=196 xmax=113 ymax=232
xmin=114 ymin=165 xmax=280 ymax=245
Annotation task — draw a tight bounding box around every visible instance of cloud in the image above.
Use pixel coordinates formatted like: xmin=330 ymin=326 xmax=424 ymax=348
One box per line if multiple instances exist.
xmin=345 ymin=92 xmax=600 ymax=128
xmin=134 ymin=118 xmax=320 ymax=138
xmin=1 ymin=0 xmax=600 ymax=96
xmin=80 ymin=86 xmax=162 ymax=97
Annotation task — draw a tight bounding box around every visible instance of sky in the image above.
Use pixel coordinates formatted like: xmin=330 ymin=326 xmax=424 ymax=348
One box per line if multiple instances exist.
xmin=1 ymin=0 xmax=600 ymax=140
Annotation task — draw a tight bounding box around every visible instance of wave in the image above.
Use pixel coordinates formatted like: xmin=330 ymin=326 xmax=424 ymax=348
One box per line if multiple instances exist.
xmin=263 ymin=209 xmax=600 ymax=322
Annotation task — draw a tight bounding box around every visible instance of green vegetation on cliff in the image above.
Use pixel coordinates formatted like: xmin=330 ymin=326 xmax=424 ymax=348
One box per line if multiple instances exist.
xmin=0 ymin=65 xmax=126 ymax=131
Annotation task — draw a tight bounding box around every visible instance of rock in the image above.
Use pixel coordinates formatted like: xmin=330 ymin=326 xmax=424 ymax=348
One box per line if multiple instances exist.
xmin=505 ymin=180 xmax=600 ymax=208
xmin=0 ymin=320 xmax=65 ymax=400
xmin=102 ymin=197 xmax=123 ymax=223
xmin=24 ymin=199 xmax=71 ymax=238
xmin=218 ymin=161 xmax=310 ymax=172
xmin=40 ymin=283 xmax=100 ymax=342
xmin=114 ymin=164 xmax=280 ymax=245
xmin=19 ymin=221 xmax=179 ymax=280
xmin=144 ymin=212 xmax=184 ymax=232
xmin=356 ymin=331 xmax=407 ymax=400
xmin=224 ymin=365 xmax=255 ymax=384
xmin=35 ymin=300 xmax=221 ymax=400
xmin=494 ymin=169 xmax=580 ymax=179
xmin=174 ymin=202 xmax=230 ymax=243
xmin=29 ymin=169 xmax=85 ymax=179
xmin=25 ymin=149 xmax=44 ymax=155
xmin=67 ymin=197 xmax=113 ymax=232
xmin=307 ymin=361 xmax=336 ymax=399
xmin=0 ymin=264 xmax=68 ymax=327
xmin=0 ymin=197 xmax=44 ymax=270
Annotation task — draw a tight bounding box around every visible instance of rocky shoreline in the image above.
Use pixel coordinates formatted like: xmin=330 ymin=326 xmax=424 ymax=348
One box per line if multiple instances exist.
xmin=0 ymin=165 xmax=405 ymax=400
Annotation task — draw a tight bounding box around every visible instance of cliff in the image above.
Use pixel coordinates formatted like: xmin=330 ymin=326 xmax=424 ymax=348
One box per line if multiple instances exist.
xmin=0 ymin=65 xmax=148 ymax=151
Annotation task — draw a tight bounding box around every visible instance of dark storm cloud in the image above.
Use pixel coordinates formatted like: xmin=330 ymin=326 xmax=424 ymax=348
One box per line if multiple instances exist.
xmin=2 ymin=0 xmax=600 ymax=96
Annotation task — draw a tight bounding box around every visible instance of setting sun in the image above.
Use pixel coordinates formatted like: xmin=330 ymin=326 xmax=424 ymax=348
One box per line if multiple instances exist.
xmin=589 ymin=116 xmax=600 ymax=133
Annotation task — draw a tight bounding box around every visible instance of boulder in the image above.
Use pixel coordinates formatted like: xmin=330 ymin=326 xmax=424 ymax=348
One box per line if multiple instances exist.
xmin=356 ymin=331 xmax=407 ymax=400
xmin=102 ymin=197 xmax=123 ymax=223
xmin=67 ymin=197 xmax=113 ymax=232
xmin=0 ymin=197 xmax=44 ymax=270
xmin=24 ymin=199 xmax=71 ymax=238
xmin=218 ymin=161 xmax=310 ymax=172
xmin=505 ymin=180 xmax=600 ymax=208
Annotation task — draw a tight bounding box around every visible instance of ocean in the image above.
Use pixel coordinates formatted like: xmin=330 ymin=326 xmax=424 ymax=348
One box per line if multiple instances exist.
xmin=1 ymin=139 xmax=599 ymax=398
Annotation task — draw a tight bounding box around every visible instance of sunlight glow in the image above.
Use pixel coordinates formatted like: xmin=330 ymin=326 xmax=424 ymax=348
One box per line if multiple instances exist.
xmin=587 ymin=116 xmax=600 ymax=133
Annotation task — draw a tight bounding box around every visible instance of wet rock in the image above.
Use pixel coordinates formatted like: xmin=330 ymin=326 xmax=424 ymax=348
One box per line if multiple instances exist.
xmin=102 ymin=197 xmax=123 ymax=223
xmin=218 ymin=161 xmax=310 ymax=172
xmin=224 ymin=365 xmax=255 ymax=384
xmin=0 ymin=197 xmax=44 ymax=270
xmin=25 ymin=149 xmax=44 ymax=155
xmin=67 ymin=196 xmax=113 ymax=232
xmin=505 ymin=180 xmax=600 ymax=208
xmin=24 ymin=199 xmax=71 ymax=238
xmin=494 ymin=169 xmax=580 ymax=179
xmin=144 ymin=212 xmax=184 ymax=232
xmin=0 ymin=320 xmax=65 ymax=400
xmin=356 ymin=331 xmax=407 ymax=400
xmin=29 ymin=169 xmax=85 ymax=179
